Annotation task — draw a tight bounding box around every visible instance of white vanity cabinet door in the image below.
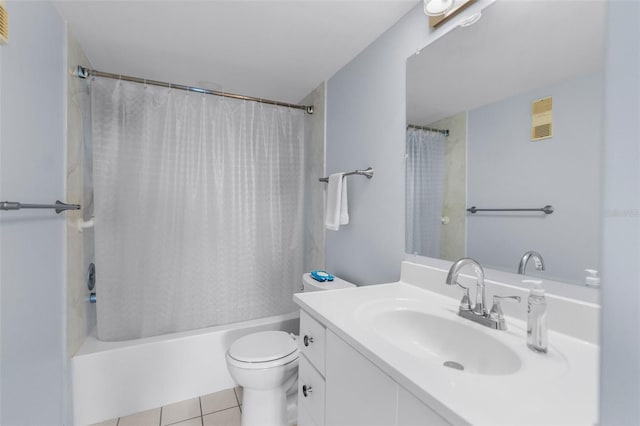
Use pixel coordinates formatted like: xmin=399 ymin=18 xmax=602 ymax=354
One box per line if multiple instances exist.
xmin=300 ymin=310 xmax=326 ymax=375
xmin=297 ymin=403 xmax=317 ymax=426
xmin=325 ymin=330 xmax=398 ymax=426
xmin=397 ymin=387 xmax=451 ymax=426
xmin=298 ymin=356 xmax=325 ymax=426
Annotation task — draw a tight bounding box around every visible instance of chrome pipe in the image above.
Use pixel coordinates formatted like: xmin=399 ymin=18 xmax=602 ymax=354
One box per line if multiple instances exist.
xmin=76 ymin=66 xmax=314 ymax=114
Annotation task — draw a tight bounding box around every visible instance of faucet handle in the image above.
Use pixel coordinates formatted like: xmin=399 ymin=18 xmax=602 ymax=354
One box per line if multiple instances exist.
xmin=459 ymin=287 xmax=472 ymax=311
xmin=489 ymin=295 xmax=521 ymax=321
xmin=453 ymin=281 xmax=472 ymax=311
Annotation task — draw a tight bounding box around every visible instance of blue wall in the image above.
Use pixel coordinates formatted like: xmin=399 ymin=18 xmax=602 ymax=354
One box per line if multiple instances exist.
xmin=0 ymin=2 xmax=67 ymax=423
xmin=325 ymin=1 xmax=491 ymax=285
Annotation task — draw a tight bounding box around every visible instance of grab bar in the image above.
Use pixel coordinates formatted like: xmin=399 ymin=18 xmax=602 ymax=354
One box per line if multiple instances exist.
xmin=467 ymin=205 xmax=554 ymax=215
xmin=1 ymin=200 xmax=81 ymax=214
xmin=319 ymin=167 xmax=374 ymax=183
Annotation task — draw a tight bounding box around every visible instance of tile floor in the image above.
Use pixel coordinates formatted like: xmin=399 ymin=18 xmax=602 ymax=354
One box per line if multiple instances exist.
xmin=91 ymin=387 xmax=242 ymax=426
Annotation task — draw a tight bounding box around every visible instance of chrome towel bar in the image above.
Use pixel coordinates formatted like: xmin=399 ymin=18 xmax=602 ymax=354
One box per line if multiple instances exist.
xmin=319 ymin=167 xmax=374 ymax=183
xmin=1 ymin=200 xmax=81 ymax=214
xmin=467 ymin=205 xmax=554 ymax=215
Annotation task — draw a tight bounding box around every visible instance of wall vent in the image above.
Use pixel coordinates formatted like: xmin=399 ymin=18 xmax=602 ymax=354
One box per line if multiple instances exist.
xmin=531 ymin=96 xmax=553 ymax=141
xmin=0 ymin=0 xmax=7 ymax=45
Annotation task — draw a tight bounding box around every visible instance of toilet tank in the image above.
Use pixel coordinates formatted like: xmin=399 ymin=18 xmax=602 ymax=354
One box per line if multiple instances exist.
xmin=302 ymin=273 xmax=356 ymax=292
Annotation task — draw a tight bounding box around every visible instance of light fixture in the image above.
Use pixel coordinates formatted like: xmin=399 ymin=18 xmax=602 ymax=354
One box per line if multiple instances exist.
xmin=423 ymin=0 xmax=455 ymax=17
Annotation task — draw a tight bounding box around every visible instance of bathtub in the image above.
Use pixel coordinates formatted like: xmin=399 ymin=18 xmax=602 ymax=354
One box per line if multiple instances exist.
xmin=72 ymin=311 xmax=300 ymax=425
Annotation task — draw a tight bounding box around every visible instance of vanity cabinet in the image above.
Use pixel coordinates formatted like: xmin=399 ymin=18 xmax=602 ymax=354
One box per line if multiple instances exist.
xmin=298 ymin=309 xmax=450 ymax=426
xmin=298 ymin=310 xmax=327 ymax=426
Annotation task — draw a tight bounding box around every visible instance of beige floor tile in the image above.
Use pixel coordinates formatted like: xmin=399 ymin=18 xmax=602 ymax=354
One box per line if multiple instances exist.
xmin=201 ymin=389 xmax=238 ymax=415
xmin=89 ymin=418 xmax=118 ymax=426
xmin=161 ymin=398 xmax=201 ymax=426
xmin=119 ymin=408 xmax=161 ymax=426
xmin=170 ymin=417 xmax=203 ymax=426
xmin=203 ymin=407 xmax=241 ymax=426
xmin=234 ymin=387 xmax=243 ymax=404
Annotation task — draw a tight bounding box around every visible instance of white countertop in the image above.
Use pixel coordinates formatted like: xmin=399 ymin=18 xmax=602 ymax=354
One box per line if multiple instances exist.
xmin=294 ymin=281 xmax=599 ymax=425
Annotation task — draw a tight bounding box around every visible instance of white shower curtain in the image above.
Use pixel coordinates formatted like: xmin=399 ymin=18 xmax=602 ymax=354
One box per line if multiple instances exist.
xmin=91 ymin=78 xmax=305 ymax=341
xmin=406 ymin=128 xmax=446 ymax=257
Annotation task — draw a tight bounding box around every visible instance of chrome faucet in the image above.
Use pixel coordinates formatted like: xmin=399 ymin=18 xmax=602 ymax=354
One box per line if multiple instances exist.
xmin=518 ymin=251 xmax=545 ymax=275
xmin=446 ymin=258 xmax=487 ymax=315
xmin=446 ymin=258 xmax=520 ymax=330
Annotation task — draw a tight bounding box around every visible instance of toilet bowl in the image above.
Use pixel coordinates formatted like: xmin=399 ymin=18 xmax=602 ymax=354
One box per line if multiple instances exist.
xmin=226 ymin=331 xmax=299 ymax=426
xmin=226 ymin=273 xmax=356 ymax=426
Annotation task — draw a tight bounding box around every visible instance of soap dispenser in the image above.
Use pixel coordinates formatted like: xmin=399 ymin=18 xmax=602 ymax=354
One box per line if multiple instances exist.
xmin=525 ymin=279 xmax=547 ymax=353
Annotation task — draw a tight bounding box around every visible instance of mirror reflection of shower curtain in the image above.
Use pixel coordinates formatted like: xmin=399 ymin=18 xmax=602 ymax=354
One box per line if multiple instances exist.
xmin=406 ymin=128 xmax=446 ymax=257
xmin=91 ymin=78 xmax=304 ymax=341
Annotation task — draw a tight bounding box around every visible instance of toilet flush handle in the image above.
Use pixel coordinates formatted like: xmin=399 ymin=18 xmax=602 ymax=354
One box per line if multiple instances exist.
xmin=303 ymin=335 xmax=314 ymax=346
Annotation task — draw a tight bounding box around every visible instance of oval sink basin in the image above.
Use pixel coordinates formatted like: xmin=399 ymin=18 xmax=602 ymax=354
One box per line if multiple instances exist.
xmin=356 ymin=301 xmax=522 ymax=376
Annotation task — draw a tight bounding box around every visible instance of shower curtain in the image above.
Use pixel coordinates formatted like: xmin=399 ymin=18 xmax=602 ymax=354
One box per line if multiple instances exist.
xmin=91 ymin=78 xmax=305 ymax=341
xmin=406 ymin=128 xmax=446 ymax=258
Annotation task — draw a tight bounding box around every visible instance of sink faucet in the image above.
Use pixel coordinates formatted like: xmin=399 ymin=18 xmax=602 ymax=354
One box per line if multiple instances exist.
xmin=446 ymin=258 xmax=520 ymax=330
xmin=518 ymin=251 xmax=545 ymax=275
xmin=446 ymin=258 xmax=487 ymax=315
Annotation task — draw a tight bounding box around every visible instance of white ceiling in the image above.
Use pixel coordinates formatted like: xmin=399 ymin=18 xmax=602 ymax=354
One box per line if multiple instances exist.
xmin=53 ymin=0 xmax=420 ymax=104
xmin=406 ymin=0 xmax=607 ymax=125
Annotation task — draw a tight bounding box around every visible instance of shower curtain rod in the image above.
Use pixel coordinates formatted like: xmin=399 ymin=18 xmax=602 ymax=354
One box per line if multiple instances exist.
xmin=76 ymin=66 xmax=314 ymax=114
xmin=407 ymin=124 xmax=449 ymax=136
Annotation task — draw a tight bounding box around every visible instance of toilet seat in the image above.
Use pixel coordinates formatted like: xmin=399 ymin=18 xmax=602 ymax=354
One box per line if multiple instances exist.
xmin=227 ymin=331 xmax=298 ymax=369
xmin=226 ymin=350 xmax=298 ymax=370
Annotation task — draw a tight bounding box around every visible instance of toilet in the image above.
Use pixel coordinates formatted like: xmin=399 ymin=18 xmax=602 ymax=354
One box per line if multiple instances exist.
xmin=226 ymin=273 xmax=355 ymax=426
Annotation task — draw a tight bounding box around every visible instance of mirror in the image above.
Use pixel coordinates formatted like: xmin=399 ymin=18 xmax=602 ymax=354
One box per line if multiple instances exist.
xmin=406 ymin=1 xmax=606 ymax=286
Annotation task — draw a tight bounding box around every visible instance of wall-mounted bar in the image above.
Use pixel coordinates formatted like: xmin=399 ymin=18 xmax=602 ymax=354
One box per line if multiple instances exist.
xmin=76 ymin=66 xmax=314 ymax=114
xmin=319 ymin=167 xmax=374 ymax=183
xmin=407 ymin=124 xmax=449 ymax=137
xmin=1 ymin=200 xmax=81 ymax=214
xmin=467 ymin=205 xmax=554 ymax=215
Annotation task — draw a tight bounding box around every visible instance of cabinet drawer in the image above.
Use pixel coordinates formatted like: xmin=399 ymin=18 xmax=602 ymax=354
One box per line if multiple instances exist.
xmin=298 ymin=356 xmax=325 ymax=426
xmin=300 ymin=310 xmax=326 ymax=375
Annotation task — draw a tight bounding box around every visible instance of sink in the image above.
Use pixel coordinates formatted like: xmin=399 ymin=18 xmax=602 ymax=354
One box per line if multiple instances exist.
xmin=355 ymin=299 xmax=522 ymax=376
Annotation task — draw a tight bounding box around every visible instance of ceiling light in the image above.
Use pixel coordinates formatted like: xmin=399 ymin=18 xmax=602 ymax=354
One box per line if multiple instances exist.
xmin=423 ymin=0 xmax=455 ymax=17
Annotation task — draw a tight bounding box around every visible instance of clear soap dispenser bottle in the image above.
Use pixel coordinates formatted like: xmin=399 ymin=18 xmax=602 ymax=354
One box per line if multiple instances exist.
xmin=525 ymin=279 xmax=547 ymax=353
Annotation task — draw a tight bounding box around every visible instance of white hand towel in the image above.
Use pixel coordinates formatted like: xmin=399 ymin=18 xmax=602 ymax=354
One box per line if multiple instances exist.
xmin=325 ymin=173 xmax=349 ymax=231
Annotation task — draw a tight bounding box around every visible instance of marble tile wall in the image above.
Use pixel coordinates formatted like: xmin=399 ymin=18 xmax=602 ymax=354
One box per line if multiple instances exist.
xmin=66 ymin=28 xmax=95 ymax=357
xmin=428 ymin=112 xmax=466 ymax=261
xmin=301 ymin=82 xmax=326 ymax=274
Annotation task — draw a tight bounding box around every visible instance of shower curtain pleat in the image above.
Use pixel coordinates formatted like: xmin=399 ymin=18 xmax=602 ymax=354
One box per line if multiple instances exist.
xmin=91 ymin=78 xmax=305 ymax=341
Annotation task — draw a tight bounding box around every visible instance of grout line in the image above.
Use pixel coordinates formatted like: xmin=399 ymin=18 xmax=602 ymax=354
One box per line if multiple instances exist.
xmin=164 ymin=415 xmax=203 ymax=426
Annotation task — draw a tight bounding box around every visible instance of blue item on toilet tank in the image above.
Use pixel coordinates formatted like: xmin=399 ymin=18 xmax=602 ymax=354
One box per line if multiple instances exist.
xmin=310 ymin=270 xmax=334 ymax=282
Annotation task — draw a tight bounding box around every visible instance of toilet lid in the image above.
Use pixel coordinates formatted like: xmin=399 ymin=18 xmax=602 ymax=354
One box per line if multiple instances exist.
xmin=228 ymin=331 xmax=297 ymax=363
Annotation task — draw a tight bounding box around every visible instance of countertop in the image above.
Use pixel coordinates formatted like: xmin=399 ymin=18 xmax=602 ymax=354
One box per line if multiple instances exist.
xmin=294 ymin=281 xmax=598 ymax=425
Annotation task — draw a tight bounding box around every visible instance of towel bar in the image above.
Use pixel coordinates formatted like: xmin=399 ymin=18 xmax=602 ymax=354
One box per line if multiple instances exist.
xmin=1 ymin=200 xmax=80 ymax=214
xmin=319 ymin=167 xmax=374 ymax=183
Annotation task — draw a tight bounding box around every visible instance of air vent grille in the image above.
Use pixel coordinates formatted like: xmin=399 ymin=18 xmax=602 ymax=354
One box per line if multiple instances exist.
xmin=531 ymin=96 xmax=552 ymax=141
xmin=0 ymin=2 xmax=7 ymax=45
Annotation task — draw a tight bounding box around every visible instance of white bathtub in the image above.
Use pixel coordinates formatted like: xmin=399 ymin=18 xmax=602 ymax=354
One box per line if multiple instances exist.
xmin=72 ymin=311 xmax=300 ymax=425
